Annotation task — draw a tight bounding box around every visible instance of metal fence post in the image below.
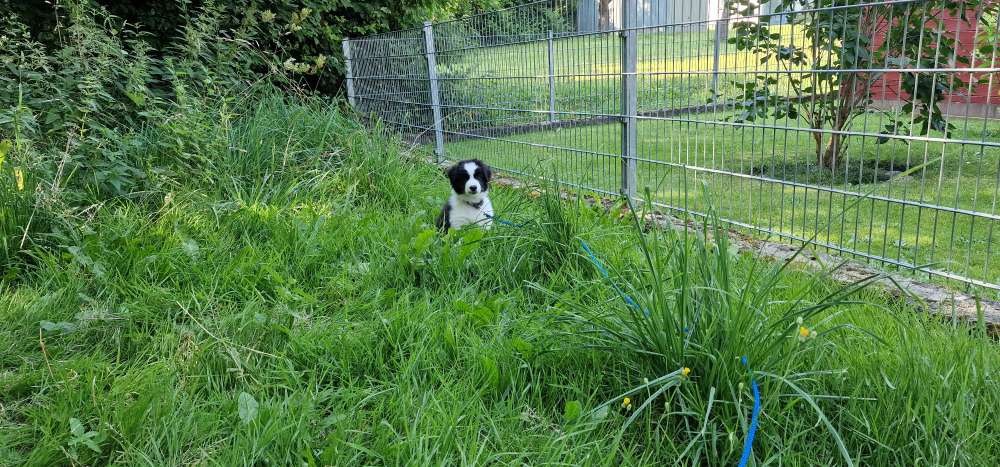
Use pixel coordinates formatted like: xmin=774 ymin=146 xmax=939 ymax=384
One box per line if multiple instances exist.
xmin=710 ymin=2 xmax=731 ymax=102
xmin=341 ymin=38 xmax=357 ymax=108
xmin=547 ymin=30 xmax=557 ymax=123
xmin=423 ymin=21 xmax=445 ymax=162
xmin=620 ymin=0 xmax=638 ymax=198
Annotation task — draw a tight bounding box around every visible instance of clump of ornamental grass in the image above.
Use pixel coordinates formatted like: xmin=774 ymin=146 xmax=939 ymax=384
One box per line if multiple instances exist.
xmin=539 ymin=185 xmax=894 ymax=465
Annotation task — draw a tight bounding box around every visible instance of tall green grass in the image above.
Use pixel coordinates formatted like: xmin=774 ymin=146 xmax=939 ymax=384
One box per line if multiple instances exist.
xmin=0 ymin=94 xmax=997 ymax=465
xmin=539 ymin=188 xmax=891 ymax=464
xmin=0 ymin=139 xmax=42 ymax=280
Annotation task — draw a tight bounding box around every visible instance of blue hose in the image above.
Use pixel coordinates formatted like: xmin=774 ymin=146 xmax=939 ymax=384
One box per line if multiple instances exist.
xmin=738 ymin=356 xmax=761 ymax=467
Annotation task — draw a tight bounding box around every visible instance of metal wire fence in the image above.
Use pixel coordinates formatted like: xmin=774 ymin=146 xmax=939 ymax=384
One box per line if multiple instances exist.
xmin=344 ymin=0 xmax=1000 ymax=293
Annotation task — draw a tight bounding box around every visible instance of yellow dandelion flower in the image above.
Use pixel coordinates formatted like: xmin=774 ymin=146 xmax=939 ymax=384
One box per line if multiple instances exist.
xmin=798 ymin=325 xmax=811 ymax=342
xmin=621 ymin=397 xmax=632 ymax=410
xmin=682 ymin=367 xmax=691 ymax=377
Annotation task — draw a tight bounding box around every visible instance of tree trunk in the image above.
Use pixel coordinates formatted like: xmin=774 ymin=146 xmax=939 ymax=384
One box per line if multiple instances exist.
xmin=821 ymin=133 xmax=842 ymax=169
xmin=813 ymin=130 xmax=826 ymax=168
xmin=819 ymin=72 xmax=867 ymax=170
xmin=598 ymin=0 xmax=612 ymax=31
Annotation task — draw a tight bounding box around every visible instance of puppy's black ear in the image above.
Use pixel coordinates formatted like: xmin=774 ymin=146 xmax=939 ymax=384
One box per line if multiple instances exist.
xmin=445 ymin=164 xmax=460 ymax=181
xmin=481 ymin=162 xmax=492 ymax=180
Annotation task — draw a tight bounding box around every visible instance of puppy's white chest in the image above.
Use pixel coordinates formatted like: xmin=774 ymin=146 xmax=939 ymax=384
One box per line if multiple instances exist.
xmin=449 ymin=197 xmax=493 ymax=230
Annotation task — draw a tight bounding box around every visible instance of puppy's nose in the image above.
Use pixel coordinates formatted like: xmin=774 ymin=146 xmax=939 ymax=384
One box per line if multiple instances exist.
xmin=468 ymin=185 xmax=478 ymax=193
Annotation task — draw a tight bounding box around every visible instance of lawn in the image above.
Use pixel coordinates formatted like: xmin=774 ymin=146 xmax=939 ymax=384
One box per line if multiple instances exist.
xmin=444 ymin=111 xmax=1000 ymax=294
xmin=419 ymin=26 xmax=1000 ymax=292
xmin=2 ymin=94 xmax=998 ymax=465
xmin=429 ymin=25 xmax=808 ymax=129
xmin=358 ymin=27 xmax=781 ymax=132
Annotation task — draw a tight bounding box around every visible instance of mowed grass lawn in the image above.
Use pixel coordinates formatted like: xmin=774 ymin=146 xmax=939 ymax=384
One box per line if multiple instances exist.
xmin=1 ymin=96 xmax=998 ymax=465
xmin=434 ymin=26 xmax=806 ymax=127
xmin=431 ymin=26 xmax=1000 ymax=291
xmin=445 ymin=112 xmax=1000 ymax=293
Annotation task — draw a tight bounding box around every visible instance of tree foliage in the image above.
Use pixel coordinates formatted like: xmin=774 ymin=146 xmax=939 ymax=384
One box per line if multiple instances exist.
xmin=1 ymin=0 xmax=481 ymax=94
xmin=725 ymin=0 xmax=998 ymax=169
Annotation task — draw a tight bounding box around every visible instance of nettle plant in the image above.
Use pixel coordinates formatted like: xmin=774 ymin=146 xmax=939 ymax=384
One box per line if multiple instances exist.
xmin=725 ymin=0 xmax=998 ymax=170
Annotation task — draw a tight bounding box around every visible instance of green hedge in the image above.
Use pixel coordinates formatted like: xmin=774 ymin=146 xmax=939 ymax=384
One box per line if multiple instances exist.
xmin=1 ymin=0 xmax=463 ymax=94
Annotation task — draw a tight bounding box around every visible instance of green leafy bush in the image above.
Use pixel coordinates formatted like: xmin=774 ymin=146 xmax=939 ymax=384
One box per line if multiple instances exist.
xmin=2 ymin=0 xmax=472 ymax=94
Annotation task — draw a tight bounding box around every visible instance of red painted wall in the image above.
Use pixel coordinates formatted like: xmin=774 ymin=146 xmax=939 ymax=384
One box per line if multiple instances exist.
xmin=869 ymin=7 xmax=998 ymax=107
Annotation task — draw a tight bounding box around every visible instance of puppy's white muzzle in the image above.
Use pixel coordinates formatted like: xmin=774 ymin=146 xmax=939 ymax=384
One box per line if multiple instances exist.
xmin=465 ymin=180 xmax=481 ymax=194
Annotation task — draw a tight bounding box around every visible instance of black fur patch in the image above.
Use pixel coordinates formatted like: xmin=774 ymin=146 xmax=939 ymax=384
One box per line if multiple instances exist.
xmin=435 ymin=202 xmax=451 ymax=231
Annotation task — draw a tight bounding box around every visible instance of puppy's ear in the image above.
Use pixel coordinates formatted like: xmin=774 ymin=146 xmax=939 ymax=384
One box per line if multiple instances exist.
xmin=445 ymin=164 xmax=459 ymax=180
xmin=481 ymin=162 xmax=492 ymax=180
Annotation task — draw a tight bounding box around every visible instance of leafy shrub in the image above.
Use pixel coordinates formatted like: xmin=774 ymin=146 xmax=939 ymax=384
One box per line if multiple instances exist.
xmin=2 ymin=0 xmax=471 ymax=94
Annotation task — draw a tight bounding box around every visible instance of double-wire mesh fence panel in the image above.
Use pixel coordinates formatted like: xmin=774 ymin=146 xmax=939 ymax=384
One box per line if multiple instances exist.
xmin=346 ymin=0 xmax=1000 ymax=293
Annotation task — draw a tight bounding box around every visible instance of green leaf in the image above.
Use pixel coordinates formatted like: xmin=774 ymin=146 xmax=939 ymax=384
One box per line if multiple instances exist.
xmin=461 ymin=227 xmax=484 ymax=244
xmin=41 ymin=320 xmax=77 ymax=334
xmin=126 ymin=90 xmax=146 ymax=107
xmin=238 ymin=392 xmax=259 ymax=424
xmin=590 ymin=405 xmax=610 ymax=422
xmin=69 ymin=418 xmax=85 ymax=437
xmin=510 ymin=336 xmax=533 ymax=356
xmin=480 ymin=355 xmax=500 ymax=389
xmin=0 ymin=139 xmax=10 ymax=170
xmin=411 ymin=228 xmax=436 ymax=254
xmin=181 ymin=238 xmax=200 ymax=259
xmin=466 ymin=304 xmax=496 ymax=326
xmin=67 ymin=418 xmax=103 ymax=453
xmin=563 ymin=400 xmax=582 ymax=422
xmin=81 ymin=433 xmax=102 ymax=453
xmin=442 ymin=321 xmax=457 ymax=350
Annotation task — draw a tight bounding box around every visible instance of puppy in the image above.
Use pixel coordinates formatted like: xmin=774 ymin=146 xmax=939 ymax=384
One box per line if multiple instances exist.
xmin=436 ymin=159 xmax=494 ymax=231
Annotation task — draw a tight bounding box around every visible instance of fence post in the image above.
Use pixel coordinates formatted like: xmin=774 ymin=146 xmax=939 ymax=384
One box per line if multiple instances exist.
xmin=710 ymin=2 xmax=731 ymax=103
xmin=423 ymin=21 xmax=445 ymax=163
xmin=620 ymin=0 xmax=638 ymax=198
xmin=547 ymin=30 xmax=557 ymax=123
xmin=341 ymin=38 xmax=357 ymax=108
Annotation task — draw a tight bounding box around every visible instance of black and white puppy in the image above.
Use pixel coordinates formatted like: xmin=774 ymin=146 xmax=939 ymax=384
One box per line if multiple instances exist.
xmin=436 ymin=159 xmax=494 ymax=231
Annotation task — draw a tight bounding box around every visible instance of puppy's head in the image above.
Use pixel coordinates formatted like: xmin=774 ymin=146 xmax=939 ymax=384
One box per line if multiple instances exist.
xmin=446 ymin=159 xmax=492 ymax=197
